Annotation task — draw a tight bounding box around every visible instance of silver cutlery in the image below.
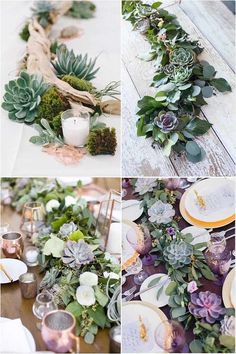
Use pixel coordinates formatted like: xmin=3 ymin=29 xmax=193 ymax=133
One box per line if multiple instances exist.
xmin=122 ymin=201 xmax=140 ymax=210
xmin=122 ymin=286 xmax=137 ymax=297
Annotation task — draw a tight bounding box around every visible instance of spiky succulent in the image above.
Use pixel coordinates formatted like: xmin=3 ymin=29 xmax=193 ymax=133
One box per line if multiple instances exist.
xmin=189 ymin=291 xmax=226 ymax=323
xmin=163 ymin=240 xmax=193 ymax=268
xmin=62 ymin=240 xmax=94 ymax=268
xmin=52 ymin=48 xmax=100 ymax=81
xmin=2 ymin=71 xmax=48 ymax=123
xmin=39 ymin=267 xmax=60 ymax=289
xmin=170 ymin=48 xmax=195 ymax=67
xmin=31 ymin=1 xmax=55 ymax=28
xmin=170 ymin=67 xmax=193 ymax=84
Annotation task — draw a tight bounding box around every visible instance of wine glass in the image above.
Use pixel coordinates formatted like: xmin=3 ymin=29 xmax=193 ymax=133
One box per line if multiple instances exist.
xmin=126 ymin=228 xmax=151 ymax=285
xmin=155 ymin=320 xmax=186 ymax=353
xmin=32 ymin=291 xmax=58 ymax=329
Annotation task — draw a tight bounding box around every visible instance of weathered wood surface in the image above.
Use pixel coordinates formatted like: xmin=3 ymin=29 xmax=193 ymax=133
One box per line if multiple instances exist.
xmin=122 ymin=0 xmax=235 ymax=177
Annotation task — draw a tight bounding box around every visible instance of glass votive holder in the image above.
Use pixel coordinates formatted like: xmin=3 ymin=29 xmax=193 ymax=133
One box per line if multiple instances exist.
xmin=19 ymin=272 xmax=38 ymax=299
xmin=0 ymin=223 xmax=9 ymax=236
xmin=21 ymin=202 xmax=45 ymax=237
xmin=109 ymin=326 xmax=121 ymax=353
xmin=23 ymin=246 xmax=39 ymax=267
xmin=61 ymin=109 xmax=90 ymax=147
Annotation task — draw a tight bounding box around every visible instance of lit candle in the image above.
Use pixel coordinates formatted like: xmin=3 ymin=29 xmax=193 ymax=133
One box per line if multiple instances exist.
xmin=61 ymin=110 xmax=90 ymax=147
xmin=24 ymin=246 xmax=39 ymax=266
xmin=106 ymin=223 xmax=121 ymax=255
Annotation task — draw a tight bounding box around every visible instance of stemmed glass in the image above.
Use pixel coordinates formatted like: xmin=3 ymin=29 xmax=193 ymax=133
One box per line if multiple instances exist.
xmin=126 ymin=228 xmax=152 ymax=285
xmin=32 ymin=291 xmax=58 ymax=329
xmin=155 ymin=320 xmax=186 ymax=353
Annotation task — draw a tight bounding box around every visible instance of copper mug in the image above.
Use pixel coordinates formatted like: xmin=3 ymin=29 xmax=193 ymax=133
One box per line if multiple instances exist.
xmin=1 ymin=232 xmax=24 ymax=259
xmin=41 ymin=310 xmax=79 ymax=353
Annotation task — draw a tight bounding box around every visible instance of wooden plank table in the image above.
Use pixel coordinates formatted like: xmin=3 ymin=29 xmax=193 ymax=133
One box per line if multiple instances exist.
xmin=1 ymin=190 xmax=111 ymax=353
xmin=122 ymin=0 xmax=235 ymax=176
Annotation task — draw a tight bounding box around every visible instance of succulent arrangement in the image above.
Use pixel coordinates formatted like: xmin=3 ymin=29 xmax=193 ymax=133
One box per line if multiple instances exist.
xmin=127 ymin=178 xmax=235 ymax=353
xmin=1 ymin=178 xmax=120 ymax=344
xmin=3 ymin=0 xmax=120 ymax=161
xmin=122 ymin=1 xmax=232 ymax=163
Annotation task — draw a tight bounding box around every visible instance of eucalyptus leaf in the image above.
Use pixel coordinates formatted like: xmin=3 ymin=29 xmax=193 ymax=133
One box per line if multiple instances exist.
xmin=148 ymin=276 xmax=162 ymax=288
xmin=186 ymin=141 xmax=201 ymax=156
xmin=219 ymin=335 xmax=235 ymax=350
xmin=203 ymin=65 xmax=215 ymax=79
xmin=211 ymin=78 xmax=232 ymax=92
xmin=171 ymin=306 xmax=186 ymax=318
xmin=165 ymin=281 xmax=177 ymax=295
xmin=190 ymin=339 xmax=203 ymax=353
xmin=202 ymin=86 xmax=213 ymax=98
xmin=84 ymin=332 xmax=95 ymax=344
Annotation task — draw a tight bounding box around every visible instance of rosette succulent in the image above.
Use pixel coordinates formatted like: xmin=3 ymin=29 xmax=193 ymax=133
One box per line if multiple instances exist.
xmin=170 ymin=48 xmax=194 ymax=67
xmin=148 ymin=200 xmax=175 ymax=224
xmin=59 ymin=222 xmax=77 ymax=237
xmin=134 ymin=178 xmax=157 ymax=195
xmin=170 ymin=67 xmax=192 ymax=84
xmin=154 ymin=111 xmax=179 ymax=133
xmin=52 ymin=48 xmax=100 ymax=81
xmin=188 ymin=291 xmax=226 ymax=323
xmin=163 ymin=63 xmax=175 ymax=77
xmin=135 ymin=18 xmax=150 ymax=34
xmin=221 ymin=316 xmax=235 ymax=337
xmin=2 ymin=71 xmax=48 ymax=123
xmin=163 ymin=240 xmax=193 ymax=268
xmin=62 ymin=240 xmax=94 ymax=268
xmin=31 ymin=1 xmax=55 ymax=28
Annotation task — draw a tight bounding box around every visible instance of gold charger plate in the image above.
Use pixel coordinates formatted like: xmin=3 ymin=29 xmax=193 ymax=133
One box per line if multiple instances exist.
xmin=179 ymin=188 xmax=235 ymax=228
xmin=222 ymin=268 xmax=235 ymax=308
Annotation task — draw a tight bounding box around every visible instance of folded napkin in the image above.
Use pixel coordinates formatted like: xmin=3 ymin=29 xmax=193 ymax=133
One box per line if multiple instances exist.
xmin=0 ymin=318 xmax=32 ymax=353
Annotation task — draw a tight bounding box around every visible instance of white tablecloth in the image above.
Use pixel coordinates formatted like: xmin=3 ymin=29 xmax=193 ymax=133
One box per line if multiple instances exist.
xmin=1 ymin=0 xmax=121 ymax=176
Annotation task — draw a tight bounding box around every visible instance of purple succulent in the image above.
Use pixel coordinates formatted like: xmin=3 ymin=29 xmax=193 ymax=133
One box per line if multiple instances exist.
xmin=188 ymin=291 xmax=225 ymax=323
xmin=154 ymin=111 xmax=178 ymax=133
xmin=166 ymin=227 xmax=176 ymax=237
xmin=62 ymin=240 xmax=94 ymax=268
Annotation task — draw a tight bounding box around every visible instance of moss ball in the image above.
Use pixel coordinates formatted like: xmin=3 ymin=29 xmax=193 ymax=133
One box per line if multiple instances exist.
xmin=19 ymin=22 xmax=30 ymax=41
xmin=37 ymin=87 xmax=70 ymax=121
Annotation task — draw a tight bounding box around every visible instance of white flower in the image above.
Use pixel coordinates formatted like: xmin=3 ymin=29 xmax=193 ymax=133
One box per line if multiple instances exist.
xmin=46 ymin=199 xmax=60 ymax=213
xmin=103 ymin=271 xmax=120 ymax=280
xmin=65 ymin=196 xmax=77 ymax=208
xmin=79 ymin=272 xmax=98 ymax=286
xmin=76 ymin=285 xmax=96 ymax=306
xmin=134 ymin=178 xmax=157 ymax=195
xmin=148 ymin=200 xmax=175 ymax=224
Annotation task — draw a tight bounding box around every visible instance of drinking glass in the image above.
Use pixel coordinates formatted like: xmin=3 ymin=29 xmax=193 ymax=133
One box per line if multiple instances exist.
xmin=21 ymin=202 xmax=45 ymax=237
xmin=155 ymin=320 xmax=186 ymax=353
xmin=126 ymin=228 xmax=152 ymax=255
xmin=0 ymin=223 xmax=9 ymax=236
xmin=32 ymin=291 xmax=58 ymax=328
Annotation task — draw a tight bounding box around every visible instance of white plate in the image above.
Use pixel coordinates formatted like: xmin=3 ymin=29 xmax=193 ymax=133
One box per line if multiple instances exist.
xmin=122 ymin=200 xmax=143 ymax=221
xmin=185 ymin=179 xmax=235 ymax=223
xmin=0 ymin=317 xmax=36 ymax=352
xmin=122 ymin=301 xmax=167 ymax=353
xmin=122 ymin=221 xmax=136 ymax=264
xmin=181 ymin=226 xmax=210 ymax=251
xmin=140 ymin=273 xmax=171 ymax=307
xmin=56 ymin=177 xmax=92 ymax=187
xmin=0 ymin=259 xmax=27 ymax=284
xmin=230 ymin=275 xmax=236 ymax=308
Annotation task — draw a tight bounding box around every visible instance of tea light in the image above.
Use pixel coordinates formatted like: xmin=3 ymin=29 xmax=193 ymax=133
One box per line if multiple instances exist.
xmin=19 ymin=273 xmax=37 ymax=299
xmin=106 ymin=223 xmax=121 ymax=255
xmin=109 ymin=326 xmax=121 ymax=353
xmin=61 ymin=110 xmax=90 ymax=147
xmin=24 ymin=246 xmax=39 ymax=266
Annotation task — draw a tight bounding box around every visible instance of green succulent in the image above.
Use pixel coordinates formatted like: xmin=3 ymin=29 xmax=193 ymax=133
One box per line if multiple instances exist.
xmin=163 ymin=240 xmax=193 ymax=269
xmin=2 ymin=71 xmax=48 ymax=123
xmin=170 ymin=66 xmax=193 ymax=84
xmin=170 ymin=48 xmax=195 ymax=67
xmin=87 ymin=128 xmax=117 ymax=155
xmin=31 ymin=1 xmax=55 ymax=28
xmin=61 ymin=75 xmax=94 ymax=92
xmin=66 ymin=1 xmax=96 ymax=19
xmin=52 ymin=48 xmax=100 ymax=81
xmin=163 ymin=63 xmax=175 ymax=77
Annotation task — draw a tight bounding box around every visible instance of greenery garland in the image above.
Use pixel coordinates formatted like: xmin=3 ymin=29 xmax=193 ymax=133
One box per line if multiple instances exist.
xmin=122 ymin=1 xmax=232 ymax=163
xmin=2 ymin=1 xmax=119 ymax=156
xmin=131 ymin=178 xmax=235 ymax=353
xmin=1 ymin=178 xmax=120 ymax=344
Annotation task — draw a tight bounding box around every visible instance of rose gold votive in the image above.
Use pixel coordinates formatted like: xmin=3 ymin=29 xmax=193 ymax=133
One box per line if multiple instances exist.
xmin=1 ymin=232 xmax=24 ymax=258
xmin=41 ymin=310 xmax=78 ymax=353
xmin=19 ymin=272 xmax=37 ymax=299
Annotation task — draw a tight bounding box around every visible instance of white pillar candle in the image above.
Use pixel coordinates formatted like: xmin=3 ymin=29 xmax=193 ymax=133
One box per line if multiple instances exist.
xmin=106 ymin=222 xmax=121 ymax=255
xmin=62 ymin=117 xmax=90 ymax=147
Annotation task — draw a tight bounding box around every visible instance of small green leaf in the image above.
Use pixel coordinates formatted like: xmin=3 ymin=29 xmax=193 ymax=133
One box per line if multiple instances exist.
xmin=148 ymin=276 xmax=161 ymax=288
xmin=87 ymin=306 xmax=107 ymax=328
xmin=200 ymin=266 xmax=216 ymax=280
xmin=152 ymin=1 xmax=162 ymax=8
xmin=68 ymin=230 xmax=84 ymax=241
xmin=192 ymin=85 xmax=201 ymax=97
xmin=66 ymin=301 xmax=83 ymax=317
xmin=211 ymin=78 xmax=232 ymax=92
xmin=202 ymin=86 xmax=213 ymax=98
xmin=165 ymin=281 xmax=177 ymax=295
xmin=190 ymin=339 xmax=203 ymax=353
xmin=219 ymin=335 xmax=235 ymax=350
xmin=156 ymin=285 xmax=164 ymax=300
xmin=185 ymin=118 xmax=212 ymax=136
xmin=94 ymin=286 xmax=109 ymax=307
xmin=203 ymin=65 xmax=215 ymax=79
xmin=186 ymin=141 xmax=201 ymax=156
xmin=171 ymin=306 xmax=186 ymax=318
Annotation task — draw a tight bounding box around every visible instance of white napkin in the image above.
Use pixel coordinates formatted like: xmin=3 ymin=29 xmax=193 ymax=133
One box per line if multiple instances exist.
xmin=0 ymin=318 xmax=31 ymax=353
